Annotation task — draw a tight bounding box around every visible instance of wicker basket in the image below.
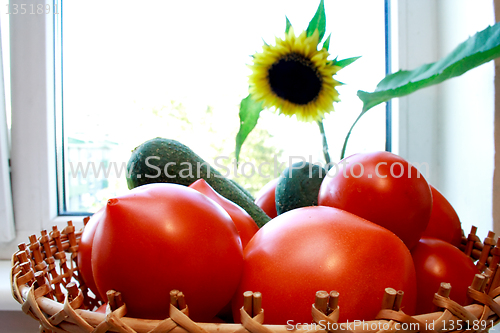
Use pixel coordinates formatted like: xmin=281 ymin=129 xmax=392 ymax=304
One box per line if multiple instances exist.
xmin=9 ymin=219 xmax=500 ymax=333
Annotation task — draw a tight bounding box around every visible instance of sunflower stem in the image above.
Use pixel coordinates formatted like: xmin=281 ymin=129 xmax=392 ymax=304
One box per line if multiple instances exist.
xmin=340 ymin=111 xmax=364 ymax=160
xmin=317 ymin=120 xmax=331 ymax=165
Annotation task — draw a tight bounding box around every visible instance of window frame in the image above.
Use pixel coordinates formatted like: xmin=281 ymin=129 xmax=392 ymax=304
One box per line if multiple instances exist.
xmin=56 ymin=0 xmax=392 ymax=216
xmin=1 ymin=0 xmax=392 ymax=257
xmin=1 ymin=0 xmax=496 ymax=258
xmin=0 ymin=0 xmax=82 ymax=259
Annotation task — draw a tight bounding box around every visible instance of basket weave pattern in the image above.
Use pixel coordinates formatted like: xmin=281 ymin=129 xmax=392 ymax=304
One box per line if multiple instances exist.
xmin=9 ymin=220 xmax=500 ymax=333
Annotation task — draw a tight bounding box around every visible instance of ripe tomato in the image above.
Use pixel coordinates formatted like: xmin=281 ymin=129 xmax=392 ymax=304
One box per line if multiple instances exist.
xmin=318 ymin=151 xmax=432 ymax=250
xmin=232 ymin=206 xmax=417 ymax=324
xmin=189 ymin=179 xmax=259 ymax=248
xmin=189 ymin=179 xmax=258 ymax=321
xmin=411 ymin=237 xmax=479 ymax=314
xmin=95 ymin=303 xmax=107 ymax=313
xmin=92 ymin=183 xmax=244 ymax=321
xmin=254 ymin=178 xmax=278 ymax=218
xmin=77 ymin=208 xmax=104 ymax=301
xmin=422 ymin=185 xmax=462 ymax=247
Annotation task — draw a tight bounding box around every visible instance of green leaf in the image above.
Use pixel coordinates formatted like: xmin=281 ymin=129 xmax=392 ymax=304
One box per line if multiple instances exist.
xmin=322 ymin=33 xmax=331 ymax=51
xmin=328 ymin=56 xmax=338 ymax=66
xmin=235 ymin=95 xmax=264 ymax=163
xmin=335 ymin=56 xmax=361 ymax=69
xmin=285 ymin=16 xmax=292 ymax=34
xmin=358 ymin=22 xmax=500 ymax=113
xmin=341 ymin=22 xmax=500 ymax=159
xmin=306 ymin=0 xmax=326 ymax=43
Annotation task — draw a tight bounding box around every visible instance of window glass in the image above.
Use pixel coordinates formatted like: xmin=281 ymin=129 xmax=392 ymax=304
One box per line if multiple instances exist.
xmin=60 ymin=0 xmax=387 ymax=214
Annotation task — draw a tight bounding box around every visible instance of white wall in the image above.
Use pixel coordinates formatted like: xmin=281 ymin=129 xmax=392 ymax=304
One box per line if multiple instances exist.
xmin=396 ymin=0 xmax=495 ymax=240
xmin=494 ymin=0 xmax=500 ymax=238
xmin=396 ymin=0 xmax=440 ymax=182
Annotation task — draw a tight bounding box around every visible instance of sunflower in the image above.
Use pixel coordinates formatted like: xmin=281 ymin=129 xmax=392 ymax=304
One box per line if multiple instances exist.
xmin=235 ymin=0 xmax=359 ymax=163
xmin=248 ymin=27 xmax=342 ymax=122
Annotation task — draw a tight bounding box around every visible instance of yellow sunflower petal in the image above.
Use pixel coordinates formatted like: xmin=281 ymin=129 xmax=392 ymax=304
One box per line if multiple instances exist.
xmin=248 ymin=28 xmax=347 ymax=122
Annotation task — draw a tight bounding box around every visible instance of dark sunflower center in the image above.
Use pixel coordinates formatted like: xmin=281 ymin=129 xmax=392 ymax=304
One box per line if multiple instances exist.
xmin=268 ymin=53 xmax=322 ymax=105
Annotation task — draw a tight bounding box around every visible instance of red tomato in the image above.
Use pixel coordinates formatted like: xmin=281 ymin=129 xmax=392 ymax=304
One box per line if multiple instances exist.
xmin=232 ymin=206 xmax=417 ymax=324
xmin=411 ymin=237 xmax=479 ymax=314
xmin=422 ymin=185 xmax=462 ymax=247
xmin=209 ymin=316 xmax=227 ymax=323
xmin=318 ymin=151 xmax=432 ymax=250
xmin=188 ymin=179 xmax=259 ymax=323
xmin=254 ymin=178 xmax=278 ymax=218
xmin=92 ymin=183 xmax=244 ymax=321
xmin=95 ymin=303 xmax=107 ymax=314
xmin=77 ymin=208 xmax=104 ymax=301
xmin=189 ymin=179 xmax=259 ymax=248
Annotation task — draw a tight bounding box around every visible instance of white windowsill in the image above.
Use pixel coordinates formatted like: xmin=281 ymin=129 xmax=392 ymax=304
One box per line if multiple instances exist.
xmin=0 ymin=260 xmax=21 ymax=311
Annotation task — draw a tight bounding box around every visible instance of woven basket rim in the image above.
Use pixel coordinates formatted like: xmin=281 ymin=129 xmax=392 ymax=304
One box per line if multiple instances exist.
xmin=10 ymin=220 xmax=500 ymax=333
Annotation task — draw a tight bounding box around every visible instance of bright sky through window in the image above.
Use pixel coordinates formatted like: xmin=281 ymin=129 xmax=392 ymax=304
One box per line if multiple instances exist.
xmin=61 ymin=0 xmax=386 ymax=213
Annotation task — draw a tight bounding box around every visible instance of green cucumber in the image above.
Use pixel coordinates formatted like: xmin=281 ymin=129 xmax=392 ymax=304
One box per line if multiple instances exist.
xmin=275 ymin=162 xmax=326 ymax=215
xmin=126 ymin=137 xmax=271 ymax=227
